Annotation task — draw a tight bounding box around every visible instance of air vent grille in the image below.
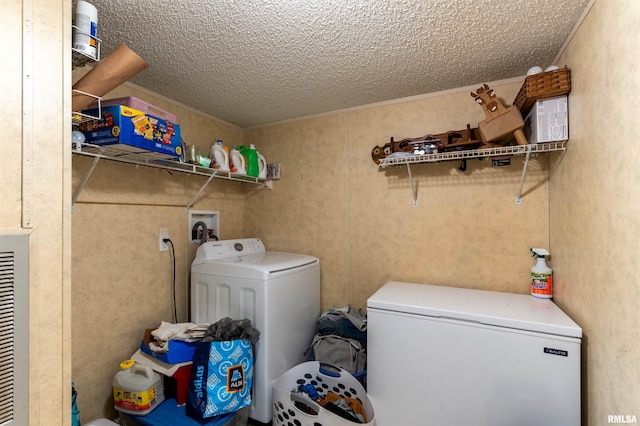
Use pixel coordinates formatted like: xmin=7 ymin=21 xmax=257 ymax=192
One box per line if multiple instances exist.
xmin=0 ymin=235 xmax=28 ymax=425
xmin=0 ymin=250 xmax=16 ymax=423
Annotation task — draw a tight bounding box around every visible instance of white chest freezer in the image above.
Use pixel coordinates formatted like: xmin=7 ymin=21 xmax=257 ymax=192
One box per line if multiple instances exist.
xmin=367 ymin=281 xmax=582 ymax=426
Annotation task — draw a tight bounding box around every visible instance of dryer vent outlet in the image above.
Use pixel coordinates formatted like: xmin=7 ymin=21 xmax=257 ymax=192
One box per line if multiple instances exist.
xmin=187 ymin=210 xmax=219 ymax=244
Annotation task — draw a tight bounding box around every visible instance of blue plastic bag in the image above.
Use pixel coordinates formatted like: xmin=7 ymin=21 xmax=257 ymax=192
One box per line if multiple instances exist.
xmin=72 ymin=382 xmax=80 ymax=426
xmin=187 ymin=339 xmax=253 ymax=419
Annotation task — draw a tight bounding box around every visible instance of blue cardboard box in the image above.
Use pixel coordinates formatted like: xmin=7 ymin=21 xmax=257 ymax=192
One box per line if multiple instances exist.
xmin=140 ymin=329 xmax=196 ymax=364
xmin=78 ymin=105 xmax=183 ymax=159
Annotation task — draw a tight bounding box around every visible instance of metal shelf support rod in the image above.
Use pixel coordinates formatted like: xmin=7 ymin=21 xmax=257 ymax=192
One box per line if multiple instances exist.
xmin=407 ymin=163 xmax=418 ymax=207
xmin=515 ymin=148 xmax=532 ymax=205
xmin=72 ymin=155 xmax=101 ymax=212
xmin=185 ymin=172 xmax=218 ymax=211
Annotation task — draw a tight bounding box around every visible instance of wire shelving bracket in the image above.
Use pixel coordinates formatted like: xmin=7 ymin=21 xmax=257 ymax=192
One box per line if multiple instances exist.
xmin=71 ymin=141 xmax=271 ymax=212
xmin=378 ymin=141 xmax=567 ymax=206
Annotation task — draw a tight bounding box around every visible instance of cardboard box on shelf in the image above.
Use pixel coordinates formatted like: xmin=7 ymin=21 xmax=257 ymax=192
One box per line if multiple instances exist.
xmin=78 ymin=105 xmax=182 ymax=159
xmin=524 ymin=96 xmax=569 ymax=144
xmin=140 ymin=328 xmax=196 ymax=364
xmin=87 ymin=96 xmax=177 ymax=123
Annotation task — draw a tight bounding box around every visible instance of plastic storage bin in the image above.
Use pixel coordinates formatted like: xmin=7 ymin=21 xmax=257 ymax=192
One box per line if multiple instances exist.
xmin=272 ymin=361 xmax=374 ymax=426
xmin=118 ymin=398 xmax=248 ymax=426
xmin=89 ymin=96 xmax=177 ymax=123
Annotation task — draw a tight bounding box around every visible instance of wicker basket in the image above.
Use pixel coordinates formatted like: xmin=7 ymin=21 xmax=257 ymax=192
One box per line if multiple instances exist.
xmin=272 ymin=362 xmax=374 ymax=426
xmin=513 ymin=67 xmax=571 ymax=115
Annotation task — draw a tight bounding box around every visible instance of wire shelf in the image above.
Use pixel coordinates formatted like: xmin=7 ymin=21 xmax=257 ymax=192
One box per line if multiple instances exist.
xmin=377 ymin=140 xmax=567 ymax=206
xmin=72 ymin=141 xmax=268 ymax=185
xmin=71 ymin=90 xmax=102 ymax=125
xmin=378 ymin=141 xmax=567 ymax=168
xmin=71 ymin=141 xmax=270 ymax=212
xmin=71 ymin=25 xmax=102 ymax=69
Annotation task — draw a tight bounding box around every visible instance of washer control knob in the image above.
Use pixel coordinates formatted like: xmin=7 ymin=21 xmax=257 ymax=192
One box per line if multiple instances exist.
xmin=234 ymin=243 xmax=244 ymax=252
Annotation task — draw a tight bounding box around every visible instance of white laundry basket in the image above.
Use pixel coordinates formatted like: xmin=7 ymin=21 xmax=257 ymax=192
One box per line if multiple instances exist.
xmin=272 ymin=361 xmax=374 ymax=426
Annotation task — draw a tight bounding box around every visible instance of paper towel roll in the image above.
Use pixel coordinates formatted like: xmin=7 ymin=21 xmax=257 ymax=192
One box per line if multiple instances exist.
xmin=72 ymin=44 xmax=149 ymax=113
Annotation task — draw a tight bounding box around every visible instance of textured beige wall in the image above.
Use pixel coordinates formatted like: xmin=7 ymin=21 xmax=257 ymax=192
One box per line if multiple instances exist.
xmin=12 ymin=1 xmax=637 ymax=425
xmin=71 ymin=75 xmax=254 ymax=421
xmin=71 ymin=2 xmax=640 ymax=424
xmin=1 ymin=1 xmax=23 ymax=228
xmin=2 ymin=0 xmax=72 ymax=424
xmin=551 ymin=0 xmax=640 ymax=424
xmin=245 ymin=81 xmax=550 ymax=310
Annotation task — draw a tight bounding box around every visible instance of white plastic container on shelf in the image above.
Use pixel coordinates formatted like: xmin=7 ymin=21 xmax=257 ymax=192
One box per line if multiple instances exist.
xmin=230 ymin=148 xmax=246 ymax=175
xmin=73 ymin=1 xmax=98 ymax=60
xmin=211 ymin=140 xmax=230 ymax=171
xmin=257 ymin=152 xmax=267 ymax=179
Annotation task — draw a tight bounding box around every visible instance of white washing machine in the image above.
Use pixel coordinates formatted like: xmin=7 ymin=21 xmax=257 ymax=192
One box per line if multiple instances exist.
xmin=191 ymin=238 xmax=320 ymax=424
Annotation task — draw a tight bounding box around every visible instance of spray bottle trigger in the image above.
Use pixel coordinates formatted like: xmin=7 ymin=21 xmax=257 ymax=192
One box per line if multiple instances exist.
xmin=530 ymin=248 xmax=550 ymax=257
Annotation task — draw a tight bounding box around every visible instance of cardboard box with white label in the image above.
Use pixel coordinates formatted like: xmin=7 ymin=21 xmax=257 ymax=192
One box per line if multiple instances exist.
xmin=524 ymin=95 xmax=569 ymax=143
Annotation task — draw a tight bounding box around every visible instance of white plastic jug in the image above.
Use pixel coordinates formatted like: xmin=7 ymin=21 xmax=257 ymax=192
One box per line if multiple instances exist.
xmin=230 ymin=148 xmax=246 ymax=175
xmin=258 ymin=152 xmax=267 ymax=179
xmin=211 ymin=143 xmax=229 ymax=172
xmin=113 ymin=360 xmax=164 ymax=416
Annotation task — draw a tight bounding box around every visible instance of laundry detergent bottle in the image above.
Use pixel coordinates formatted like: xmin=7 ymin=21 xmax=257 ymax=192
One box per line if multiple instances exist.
xmin=211 ymin=140 xmax=229 ymax=171
xmin=242 ymin=144 xmax=260 ymax=177
xmin=230 ymin=147 xmax=246 ymax=174
xmin=530 ymin=248 xmax=553 ymax=298
xmin=257 ymin=151 xmax=267 ymax=179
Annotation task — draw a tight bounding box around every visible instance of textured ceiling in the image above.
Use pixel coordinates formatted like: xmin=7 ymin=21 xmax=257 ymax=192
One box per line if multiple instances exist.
xmin=83 ymin=0 xmax=592 ymax=128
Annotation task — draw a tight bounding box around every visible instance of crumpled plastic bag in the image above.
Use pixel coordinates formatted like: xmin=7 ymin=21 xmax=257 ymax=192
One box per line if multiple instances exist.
xmin=201 ymin=317 xmax=260 ymax=344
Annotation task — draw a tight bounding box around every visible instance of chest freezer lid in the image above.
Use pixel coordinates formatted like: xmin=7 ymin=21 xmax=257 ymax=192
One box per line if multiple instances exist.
xmin=367 ymin=281 xmax=581 ymax=338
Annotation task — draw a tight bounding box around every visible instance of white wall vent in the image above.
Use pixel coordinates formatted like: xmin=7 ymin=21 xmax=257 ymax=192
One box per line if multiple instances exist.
xmin=0 ymin=234 xmax=29 ymax=425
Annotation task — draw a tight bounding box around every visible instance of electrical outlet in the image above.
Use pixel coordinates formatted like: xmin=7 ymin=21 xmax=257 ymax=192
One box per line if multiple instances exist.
xmin=159 ymin=228 xmax=169 ymax=252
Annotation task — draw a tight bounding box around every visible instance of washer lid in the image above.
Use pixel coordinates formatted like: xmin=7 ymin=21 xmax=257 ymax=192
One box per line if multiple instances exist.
xmin=192 ymin=251 xmax=319 ymax=279
xmin=367 ymin=281 xmax=582 ymax=338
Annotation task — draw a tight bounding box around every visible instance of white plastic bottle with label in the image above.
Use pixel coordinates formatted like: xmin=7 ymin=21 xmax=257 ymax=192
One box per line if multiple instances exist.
xmin=230 ymin=148 xmax=246 ymax=175
xmin=211 ymin=140 xmax=229 ymax=171
xmin=113 ymin=360 xmax=165 ymax=416
xmin=257 ymin=151 xmax=267 ymax=179
xmin=530 ymin=248 xmax=553 ymax=298
xmin=73 ymin=1 xmax=98 ymax=60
